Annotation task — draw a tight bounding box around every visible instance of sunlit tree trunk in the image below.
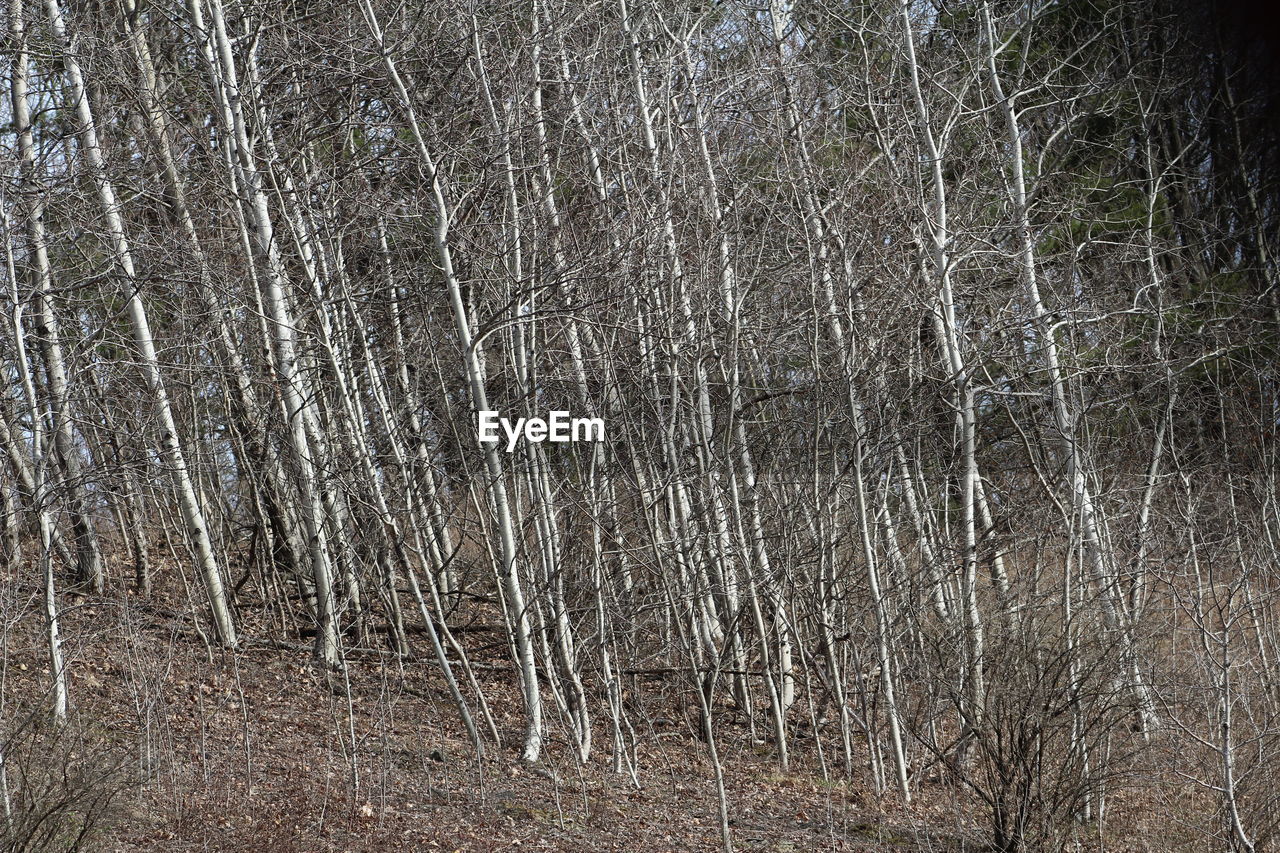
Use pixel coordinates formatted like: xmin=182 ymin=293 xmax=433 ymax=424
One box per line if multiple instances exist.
xmin=358 ymin=0 xmax=544 ymax=760
xmin=9 ymin=0 xmax=102 ymax=594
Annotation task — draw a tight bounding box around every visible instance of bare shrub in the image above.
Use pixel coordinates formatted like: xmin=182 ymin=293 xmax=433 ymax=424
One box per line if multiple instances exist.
xmin=942 ymin=603 xmax=1143 ymax=853
xmin=1 ymin=706 xmax=134 ymax=852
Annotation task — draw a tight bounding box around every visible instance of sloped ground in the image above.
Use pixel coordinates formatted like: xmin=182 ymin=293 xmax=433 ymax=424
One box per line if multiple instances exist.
xmin=2 ymin=581 xmax=987 ymax=852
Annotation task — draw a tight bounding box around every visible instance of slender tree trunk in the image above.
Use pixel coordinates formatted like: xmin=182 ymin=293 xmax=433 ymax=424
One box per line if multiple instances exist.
xmin=981 ymin=2 xmax=1156 ymax=733
xmin=44 ymin=0 xmax=238 ymax=646
xmin=358 ymin=0 xmax=543 ymax=760
xmin=9 ymin=0 xmax=103 ymax=594
xmin=187 ymin=0 xmax=339 ymax=661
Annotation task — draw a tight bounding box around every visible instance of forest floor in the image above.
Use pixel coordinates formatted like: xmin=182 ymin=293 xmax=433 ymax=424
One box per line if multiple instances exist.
xmin=1 ymin=578 xmax=1031 ymax=851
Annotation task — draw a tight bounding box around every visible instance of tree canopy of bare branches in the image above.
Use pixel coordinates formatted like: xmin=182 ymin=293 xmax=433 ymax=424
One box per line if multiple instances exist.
xmin=2 ymin=0 xmax=1278 ymax=849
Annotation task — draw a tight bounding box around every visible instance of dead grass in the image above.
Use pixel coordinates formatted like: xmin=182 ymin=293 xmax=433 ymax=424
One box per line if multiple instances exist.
xmin=0 ymin=567 xmax=1220 ymax=852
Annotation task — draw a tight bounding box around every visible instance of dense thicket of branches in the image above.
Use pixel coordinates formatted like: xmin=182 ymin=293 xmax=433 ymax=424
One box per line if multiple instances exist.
xmin=2 ymin=0 xmax=1278 ymax=849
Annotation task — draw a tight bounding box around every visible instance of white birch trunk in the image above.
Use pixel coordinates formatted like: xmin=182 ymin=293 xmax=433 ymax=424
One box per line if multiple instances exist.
xmin=9 ymin=0 xmax=102 ymax=594
xmin=188 ymin=0 xmax=339 ymax=662
xmin=357 ymin=0 xmax=544 ymax=761
xmin=980 ymin=2 xmax=1156 ymax=733
xmin=44 ymin=0 xmax=238 ymax=646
